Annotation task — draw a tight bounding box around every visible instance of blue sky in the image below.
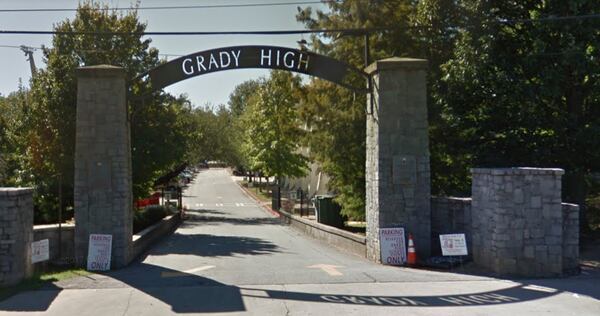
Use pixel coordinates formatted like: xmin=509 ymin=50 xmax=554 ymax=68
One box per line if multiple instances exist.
xmin=0 ymin=0 xmax=327 ymax=107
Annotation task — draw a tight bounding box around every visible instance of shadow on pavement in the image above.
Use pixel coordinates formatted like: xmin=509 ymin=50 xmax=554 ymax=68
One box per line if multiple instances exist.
xmin=147 ymin=232 xmax=281 ymax=257
xmin=0 ymin=284 xmax=61 ymax=312
xmin=185 ymin=215 xmax=282 ymax=226
xmin=417 ymin=262 xmax=600 ymax=301
xmin=107 ymin=263 xmax=246 ymax=313
xmin=1 ymin=264 xmax=591 ymax=313
xmin=242 ymin=283 xmax=561 ymax=307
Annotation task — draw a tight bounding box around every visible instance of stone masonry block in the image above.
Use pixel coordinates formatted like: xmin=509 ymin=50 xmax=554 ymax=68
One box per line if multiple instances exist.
xmin=471 ymin=168 xmax=568 ymax=277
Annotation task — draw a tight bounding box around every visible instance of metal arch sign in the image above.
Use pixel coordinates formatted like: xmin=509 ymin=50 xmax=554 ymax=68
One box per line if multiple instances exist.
xmin=138 ymin=45 xmax=368 ymax=92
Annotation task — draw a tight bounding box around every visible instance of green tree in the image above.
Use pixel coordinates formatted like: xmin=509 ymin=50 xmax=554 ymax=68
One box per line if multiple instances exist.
xmin=296 ymin=0 xmax=422 ymax=219
xmin=23 ymin=2 xmax=195 ymax=221
xmin=186 ymin=104 xmax=244 ymax=167
xmin=228 ymin=80 xmax=261 ymax=118
xmin=130 ymin=94 xmax=196 ymax=199
xmin=241 ymin=71 xmax=308 ymax=181
xmin=438 ymin=1 xmax=600 ymax=229
xmin=0 ymin=88 xmax=29 ymax=187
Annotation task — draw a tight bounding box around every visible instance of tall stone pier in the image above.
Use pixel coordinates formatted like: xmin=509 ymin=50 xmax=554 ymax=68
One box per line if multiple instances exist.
xmin=365 ymin=58 xmax=431 ymax=262
xmin=74 ymin=65 xmax=133 ymax=268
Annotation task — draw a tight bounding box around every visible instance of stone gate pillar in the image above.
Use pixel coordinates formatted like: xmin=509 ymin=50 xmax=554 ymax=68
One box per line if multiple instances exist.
xmin=365 ymin=58 xmax=431 ymax=262
xmin=74 ymin=65 xmax=132 ymax=268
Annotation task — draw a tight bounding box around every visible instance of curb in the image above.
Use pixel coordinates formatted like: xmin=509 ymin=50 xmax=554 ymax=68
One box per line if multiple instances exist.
xmin=236 ymin=182 xmax=280 ymax=218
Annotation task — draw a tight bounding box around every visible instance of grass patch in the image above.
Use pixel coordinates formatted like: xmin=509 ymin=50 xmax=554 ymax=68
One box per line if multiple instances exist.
xmin=239 ymin=180 xmax=272 ymax=203
xmin=0 ymin=267 xmax=90 ymax=302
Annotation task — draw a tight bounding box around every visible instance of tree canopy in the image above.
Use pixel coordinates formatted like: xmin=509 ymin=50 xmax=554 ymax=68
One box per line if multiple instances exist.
xmin=241 ymin=71 xmax=308 ymax=180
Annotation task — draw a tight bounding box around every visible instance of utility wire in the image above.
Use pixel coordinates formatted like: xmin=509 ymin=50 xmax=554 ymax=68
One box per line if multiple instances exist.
xmin=1 ymin=12 xmax=599 ymax=37
xmin=0 ymin=44 xmax=181 ymax=58
xmin=499 ymin=13 xmax=600 ymax=24
xmin=0 ymin=1 xmax=337 ymax=13
xmin=0 ymin=28 xmax=380 ymax=36
xmin=0 ymin=44 xmax=37 ymax=49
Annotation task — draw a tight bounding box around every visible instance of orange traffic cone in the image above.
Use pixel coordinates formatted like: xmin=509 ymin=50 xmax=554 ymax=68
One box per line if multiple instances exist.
xmin=407 ymin=233 xmax=418 ymax=266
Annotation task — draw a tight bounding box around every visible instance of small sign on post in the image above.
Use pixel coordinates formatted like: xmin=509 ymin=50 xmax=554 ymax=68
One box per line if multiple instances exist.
xmin=31 ymin=239 xmax=50 ymax=263
xmin=439 ymin=233 xmax=468 ymax=256
xmin=87 ymin=234 xmax=112 ymax=271
xmin=379 ymin=227 xmax=407 ymax=265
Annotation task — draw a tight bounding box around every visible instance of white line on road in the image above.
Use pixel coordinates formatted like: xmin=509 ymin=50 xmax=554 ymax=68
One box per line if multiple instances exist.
xmin=160 ymin=265 xmax=216 ymax=278
xmin=308 ymin=264 xmax=344 ymax=276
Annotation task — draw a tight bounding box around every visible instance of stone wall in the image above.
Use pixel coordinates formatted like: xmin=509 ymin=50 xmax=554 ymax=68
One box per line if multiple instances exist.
xmin=562 ymin=203 xmax=579 ymax=274
xmin=471 ymin=168 xmax=566 ymax=277
xmin=0 ymin=188 xmax=33 ymax=286
xmin=33 ymin=224 xmax=75 ymax=263
xmin=430 ymin=197 xmax=472 ymax=256
xmin=431 ymin=174 xmax=579 ymax=276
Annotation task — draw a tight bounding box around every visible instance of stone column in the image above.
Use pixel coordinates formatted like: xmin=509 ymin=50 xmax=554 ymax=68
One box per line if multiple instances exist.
xmin=471 ymin=168 xmax=565 ymax=277
xmin=365 ymin=58 xmax=431 ymax=262
xmin=74 ymin=65 xmax=132 ymax=268
xmin=0 ymin=188 xmax=33 ymax=286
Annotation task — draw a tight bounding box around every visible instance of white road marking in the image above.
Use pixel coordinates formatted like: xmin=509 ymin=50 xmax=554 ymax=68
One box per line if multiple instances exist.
xmin=308 ymin=264 xmax=344 ymax=276
xmin=523 ymin=285 xmax=557 ymax=293
xmin=160 ymin=265 xmax=216 ymax=278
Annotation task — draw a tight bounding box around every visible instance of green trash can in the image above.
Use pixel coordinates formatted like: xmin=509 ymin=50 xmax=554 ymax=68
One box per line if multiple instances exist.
xmin=314 ymin=195 xmax=345 ymax=228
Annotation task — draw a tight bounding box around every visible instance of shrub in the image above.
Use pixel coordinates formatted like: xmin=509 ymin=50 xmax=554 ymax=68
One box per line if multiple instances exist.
xmin=133 ymin=205 xmax=176 ymax=234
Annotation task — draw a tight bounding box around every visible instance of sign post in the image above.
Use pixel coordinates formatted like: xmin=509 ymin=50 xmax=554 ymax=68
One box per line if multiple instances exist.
xmin=87 ymin=234 xmax=112 ymax=271
xmin=379 ymin=227 xmax=407 ymax=265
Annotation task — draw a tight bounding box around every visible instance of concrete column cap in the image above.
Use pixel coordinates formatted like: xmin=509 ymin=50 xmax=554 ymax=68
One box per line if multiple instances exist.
xmin=0 ymin=188 xmax=34 ymax=196
xmin=365 ymin=57 xmax=428 ymax=75
xmin=76 ymin=65 xmax=126 ymax=78
xmin=471 ymin=167 xmax=565 ymax=176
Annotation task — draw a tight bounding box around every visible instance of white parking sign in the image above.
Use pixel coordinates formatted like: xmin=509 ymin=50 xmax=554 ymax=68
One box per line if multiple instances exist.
xmin=439 ymin=234 xmax=468 ymax=256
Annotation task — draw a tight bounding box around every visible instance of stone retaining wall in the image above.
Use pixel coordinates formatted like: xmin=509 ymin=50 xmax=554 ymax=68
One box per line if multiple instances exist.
xmin=0 ymin=188 xmax=33 ymax=286
xmin=279 ymin=209 xmax=366 ymax=258
xmin=33 ymin=224 xmax=75 ymax=263
xmin=430 ymin=197 xmax=472 ymax=256
xmin=562 ymin=203 xmax=579 ymax=274
xmin=431 ymin=169 xmax=580 ymax=277
xmin=471 ymin=168 xmax=569 ymax=277
xmin=132 ymin=213 xmax=182 ymax=260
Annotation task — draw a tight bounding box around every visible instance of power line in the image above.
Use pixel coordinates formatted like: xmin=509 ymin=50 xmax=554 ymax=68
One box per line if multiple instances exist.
xmin=0 ymin=1 xmax=337 ymax=13
xmin=0 ymin=28 xmax=379 ymax=36
xmin=499 ymin=13 xmax=600 ymax=24
xmin=0 ymin=44 xmax=182 ymax=58
xmin=0 ymin=44 xmax=39 ymax=49
xmin=1 ymin=11 xmax=599 ymax=37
